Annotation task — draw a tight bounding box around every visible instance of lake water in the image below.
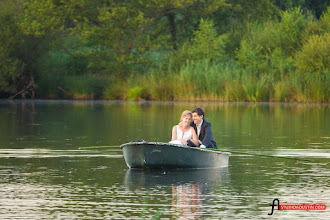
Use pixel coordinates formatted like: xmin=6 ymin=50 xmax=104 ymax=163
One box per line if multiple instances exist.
xmin=0 ymin=100 xmax=329 ymax=219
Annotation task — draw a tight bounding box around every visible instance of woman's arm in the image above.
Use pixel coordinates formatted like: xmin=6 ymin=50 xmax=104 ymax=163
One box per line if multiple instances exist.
xmin=190 ymin=127 xmax=200 ymax=147
xmin=171 ymin=125 xmax=177 ymax=141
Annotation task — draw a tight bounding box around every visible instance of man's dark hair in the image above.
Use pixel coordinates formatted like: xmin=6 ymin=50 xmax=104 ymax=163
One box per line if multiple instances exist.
xmin=191 ymin=107 xmax=205 ymax=117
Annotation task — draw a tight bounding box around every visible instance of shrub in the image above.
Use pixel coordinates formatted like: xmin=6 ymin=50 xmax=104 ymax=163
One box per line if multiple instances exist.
xmin=278 ymin=7 xmax=310 ymax=56
xmin=126 ymin=86 xmax=144 ymax=101
xmin=294 ymin=33 xmax=329 ymax=76
xmin=103 ymin=78 xmax=125 ymax=100
xmin=303 ymin=6 xmax=330 ymax=40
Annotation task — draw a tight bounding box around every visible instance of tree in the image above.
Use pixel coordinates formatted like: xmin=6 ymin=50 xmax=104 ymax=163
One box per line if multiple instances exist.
xmin=177 ymin=19 xmax=227 ymax=62
xmin=273 ymin=0 xmax=330 ymax=18
xmin=0 ymin=1 xmax=31 ymax=97
xmin=22 ymin=0 xmax=165 ymax=76
xmin=144 ymin=0 xmax=229 ymax=50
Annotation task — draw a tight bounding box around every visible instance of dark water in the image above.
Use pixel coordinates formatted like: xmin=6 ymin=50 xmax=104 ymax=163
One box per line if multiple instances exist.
xmin=0 ymin=100 xmax=329 ymax=219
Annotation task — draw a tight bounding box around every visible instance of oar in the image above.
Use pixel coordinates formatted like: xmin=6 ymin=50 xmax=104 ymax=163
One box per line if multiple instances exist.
xmin=78 ymin=145 xmax=311 ymax=161
xmin=208 ymin=148 xmax=311 ymax=161
xmin=78 ymin=146 xmax=121 ymax=150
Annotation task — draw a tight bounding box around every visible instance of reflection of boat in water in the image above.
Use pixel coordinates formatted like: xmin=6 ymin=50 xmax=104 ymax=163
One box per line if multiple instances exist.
xmin=120 ymin=142 xmax=230 ymax=169
xmin=124 ymin=167 xmax=229 ymax=190
xmin=125 ymin=168 xmax=229 ymax=219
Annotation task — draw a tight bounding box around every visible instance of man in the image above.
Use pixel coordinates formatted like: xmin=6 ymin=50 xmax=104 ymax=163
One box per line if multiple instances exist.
xmin=187 ymin=107 xmax=217 ymax=149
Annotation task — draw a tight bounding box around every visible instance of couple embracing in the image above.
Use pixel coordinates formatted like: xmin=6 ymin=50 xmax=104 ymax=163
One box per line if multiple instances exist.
xmin=169 ymin=107 xmax=217 ymax=149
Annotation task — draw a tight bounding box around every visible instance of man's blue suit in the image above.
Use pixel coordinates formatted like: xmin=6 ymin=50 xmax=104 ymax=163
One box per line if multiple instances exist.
xmin=188 ymin=119 xmax=217 ymax=149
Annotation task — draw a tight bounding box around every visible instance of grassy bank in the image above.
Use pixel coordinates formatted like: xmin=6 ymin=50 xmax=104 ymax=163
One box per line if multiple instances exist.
xmin=35 ymin=58 xmax=329 ymax=103
xmin=113 ymin=60 xmax=329 ymax=102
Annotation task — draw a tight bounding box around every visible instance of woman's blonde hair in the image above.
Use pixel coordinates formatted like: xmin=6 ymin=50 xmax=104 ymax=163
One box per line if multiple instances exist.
xmin=180 ymin=110 xmax=192 ymax=121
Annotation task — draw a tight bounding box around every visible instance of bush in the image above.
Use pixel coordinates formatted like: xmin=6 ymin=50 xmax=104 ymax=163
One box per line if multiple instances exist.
xmin=294 ymin=33 xmax=329 ymax=76
xmin=278 ymin=7 xmax=310 ymax=55
xmin=303 ymin=6 xmax=330 ymax=40
xmin=126 ymin=86 xmax=144 ymax=101
xmin=103 ymin=78 xmax=125 ymax=100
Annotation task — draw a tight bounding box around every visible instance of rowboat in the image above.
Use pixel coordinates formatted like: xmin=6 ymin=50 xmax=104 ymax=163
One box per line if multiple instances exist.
xmin=120 ymin=141 xmax=230 ymax=169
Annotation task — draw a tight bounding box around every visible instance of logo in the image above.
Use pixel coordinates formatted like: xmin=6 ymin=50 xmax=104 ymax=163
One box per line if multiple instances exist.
xmin=268 ymin=199 xmax=326 ymax=215
xmin=268 ymin=199 xmax=280 ymax=215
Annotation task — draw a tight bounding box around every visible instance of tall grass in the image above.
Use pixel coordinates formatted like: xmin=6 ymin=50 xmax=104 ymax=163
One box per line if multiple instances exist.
xmin=273 ymin=78 xmax=295 ymax=102
xmin=63 ymin=75 xmax=108 ymax=99
xmin=37 ymin=59 xmax=328 ymax=102
xmin=117 ymin=57 xmax=328 ymax=102
xmin=298 ymin=71 xmax=329 ymax=102
xmin=37 ymin=73 xmax=108 ymax=99
xmin=242 ymin=73 xmax=272 ymax=102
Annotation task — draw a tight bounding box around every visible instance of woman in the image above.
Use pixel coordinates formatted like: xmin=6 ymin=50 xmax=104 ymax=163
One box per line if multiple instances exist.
xmin=169 ymin=110 xmax=200 ymax=146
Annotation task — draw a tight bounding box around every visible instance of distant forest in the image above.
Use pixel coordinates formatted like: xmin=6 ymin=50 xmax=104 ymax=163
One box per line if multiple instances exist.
xmin=1 ymin=0 xmax=329 ymax=102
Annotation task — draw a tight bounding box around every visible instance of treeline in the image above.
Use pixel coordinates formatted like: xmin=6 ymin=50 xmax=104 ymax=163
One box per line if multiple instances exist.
xmin=0 ymin=0 xmax=329 ymax=102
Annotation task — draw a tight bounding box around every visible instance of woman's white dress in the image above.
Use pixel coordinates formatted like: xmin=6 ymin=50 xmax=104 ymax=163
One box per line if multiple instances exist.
xmin=169 ymin=126 xmax=192 ymax=145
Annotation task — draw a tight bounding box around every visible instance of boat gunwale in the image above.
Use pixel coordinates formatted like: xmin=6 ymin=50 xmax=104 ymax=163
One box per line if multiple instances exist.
xmin=120 ymin=142 xmax=231 ymax=155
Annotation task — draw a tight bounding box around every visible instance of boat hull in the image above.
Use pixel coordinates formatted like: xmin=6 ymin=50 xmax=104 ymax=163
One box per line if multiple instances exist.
xmin=120 ymin=142 xmax=230 ymax=169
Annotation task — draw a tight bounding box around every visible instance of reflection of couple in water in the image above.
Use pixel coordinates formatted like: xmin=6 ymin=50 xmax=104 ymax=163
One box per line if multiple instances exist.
xmin=171 ymin=183 xmax=203 ymax=219
xmin=170 ymin=107 xmax=217 ymax=149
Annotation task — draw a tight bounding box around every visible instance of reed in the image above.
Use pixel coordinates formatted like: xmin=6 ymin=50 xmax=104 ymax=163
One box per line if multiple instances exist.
xmin=241 ymin=73 xmax=272 ymax=102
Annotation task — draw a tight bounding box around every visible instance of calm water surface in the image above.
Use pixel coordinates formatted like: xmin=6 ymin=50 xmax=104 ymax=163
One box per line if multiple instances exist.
xmin=0 ymin=100 xmax=329 ymax=219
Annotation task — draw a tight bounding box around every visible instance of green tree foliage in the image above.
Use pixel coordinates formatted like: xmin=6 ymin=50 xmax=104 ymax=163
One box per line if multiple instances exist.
xmin=80 ymin=1 xmax=157 ymax=76
xmin=295 ymin=33 xmax=329 ymax=76
xmin=0 ymin=0 xmax=66 ymax=98
xmin=0 ymin=0 xmax=329 ymax=101
xmin=293 ymin=32 xmax=329 ymax=101
xmin=213 ymin=0 xmax=281 ymax=59
xmin=279 ymin=7 xmax=310 ymax=55
xmin=0 ymin=1 xmax=24 ymax=95
xmin=273 ymin=0 xmax=329 ymax=18
xmin=235 ymin=8 xmax=310 ymax=76
xmin=17 ymin=0 xmax=229 ymax=78
xmin=175 ymin=19 xmax=227 ymax=64
xmin=190 ymin=19 xmax=227 ymax=59
xmin=143 ymin=0 xmax=228 ymax=50
xmin=19 ymin=0 xmax=65 ymax=37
